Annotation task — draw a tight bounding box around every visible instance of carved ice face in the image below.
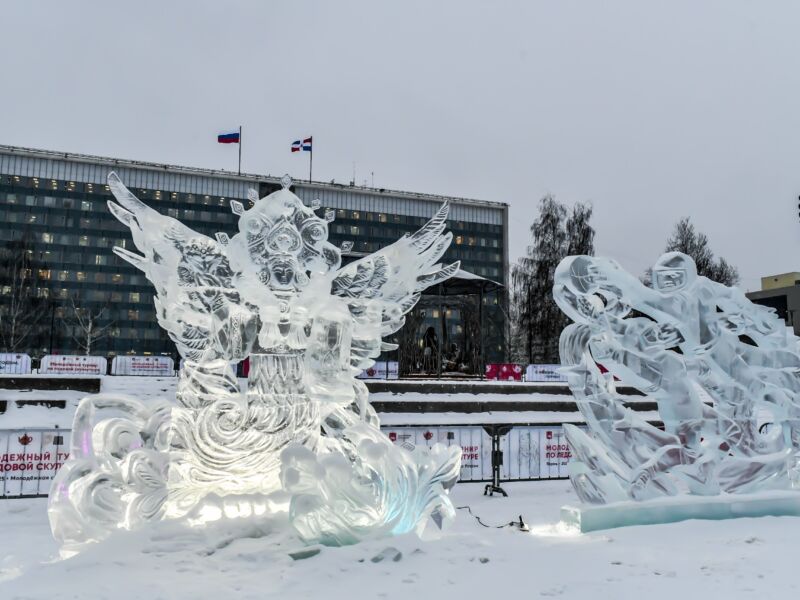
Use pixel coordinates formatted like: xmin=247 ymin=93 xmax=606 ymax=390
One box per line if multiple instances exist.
xmin=653 ymin=268 xmax=687 ymax=291
xmin=268 ymin=256 xmax=302 ymax=291
xmin=568 ymin=256 xmax=605 ymax=294
xmin=652 ymin=252 xmax=697 ymax=293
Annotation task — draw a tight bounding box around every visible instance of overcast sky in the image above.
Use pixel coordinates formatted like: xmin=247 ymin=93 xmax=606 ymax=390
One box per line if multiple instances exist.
xmin=2 ymin=1 xmax=799 ymax=291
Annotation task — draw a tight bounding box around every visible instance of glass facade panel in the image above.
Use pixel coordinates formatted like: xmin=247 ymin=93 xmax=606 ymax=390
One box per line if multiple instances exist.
xmin=0 ymin=160 xmax=507 ymax=362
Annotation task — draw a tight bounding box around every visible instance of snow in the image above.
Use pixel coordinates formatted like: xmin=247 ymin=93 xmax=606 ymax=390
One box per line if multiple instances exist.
xmin=0 ymin=376 xmax=794 ymax=598
xmin=380 ymin=410 xmax=660 ymax=426
xmin=0 ymin=377 xmax=181 ymax=429
xmin=1 ymin=480 xmax=798 ymax=599
xmin=0 ymin=377 xmax=655 ymax=431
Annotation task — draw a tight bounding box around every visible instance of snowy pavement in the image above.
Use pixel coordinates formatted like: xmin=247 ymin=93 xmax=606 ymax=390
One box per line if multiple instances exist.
xmin=1 ymin=480 xmax=797 ymax=599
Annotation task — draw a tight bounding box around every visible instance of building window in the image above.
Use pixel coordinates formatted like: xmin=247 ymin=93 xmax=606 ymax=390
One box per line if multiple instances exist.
xmin=130 ymin=292 xmax=140 ymax=303
xmin=41 ymin=232 xmax=53 ymax=243
xmin=37 ymin=269 xmax=51 ymax=280
xmin=58 ymin=270 xmax=69 ymax=281
xmin=95 ymin=255 xmax=108 ymax=266
xmin=81 ymin=200 xmax=92 ymax=211
xmin=79 ymin=235 xmax=89 ymax=247
xmin=77 ymin=272 xmax=87 ymax=282
xmin=127 ymin=309 xmax=139 ymax=320
xmin=111 ymin=273 xmax=123 ymax=284
xmin=455 ymin=235 xmax=463 ymax=245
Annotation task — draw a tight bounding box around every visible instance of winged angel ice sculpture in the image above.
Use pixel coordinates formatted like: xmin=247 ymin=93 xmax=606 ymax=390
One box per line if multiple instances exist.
xmin=49 ymin=173 xmax=461 ymax=551
xmin=554 ymin=253 xmax=800 ymax=505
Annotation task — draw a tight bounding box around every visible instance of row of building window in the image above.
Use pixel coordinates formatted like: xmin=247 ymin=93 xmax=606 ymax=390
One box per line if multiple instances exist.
xmin=49 ymin=306 xmax=150 ymax=322
xmin=4 ymin=175 xmax=235 ymax=207
xmin=1 ymin=183 xmax=504 ymax=236
xmin=0 ymin=285 xmax=149 ymax=304
xmin=0 ymin=195 xmax=236 ymax=225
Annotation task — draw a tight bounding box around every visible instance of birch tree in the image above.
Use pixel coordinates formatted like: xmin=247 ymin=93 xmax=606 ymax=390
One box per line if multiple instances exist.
xmin=62 ymin=296 xmax=115 ymax=355
xmin=511 ymin=197 xmax=595 ymax=364
xmin=0 ymin=236 xmax=50 ymax=352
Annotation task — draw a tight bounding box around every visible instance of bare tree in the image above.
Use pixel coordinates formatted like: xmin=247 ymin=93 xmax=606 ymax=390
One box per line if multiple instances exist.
xmin=0 ymin=235 xmax=50 ymax=353
xmin=62 ymin=295 xmax=115 ymax=355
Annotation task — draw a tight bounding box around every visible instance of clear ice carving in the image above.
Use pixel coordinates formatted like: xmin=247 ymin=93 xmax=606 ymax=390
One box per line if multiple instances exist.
xmin=49 ymin=173 xmax=461 ymax=552
xmin=554 ymin=252 xmax=800 ymax=506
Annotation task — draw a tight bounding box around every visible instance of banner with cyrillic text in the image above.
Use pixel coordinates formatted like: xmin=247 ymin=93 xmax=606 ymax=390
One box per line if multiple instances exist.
xmin=40 ymin=355 xmax=107 ymax=375
xmin=0 ymin=428 xmax=71 ymax=498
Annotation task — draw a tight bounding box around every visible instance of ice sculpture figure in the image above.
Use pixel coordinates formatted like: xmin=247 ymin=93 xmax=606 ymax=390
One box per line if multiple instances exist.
xmin=554 ymin=253 xmax=800 ymax=511
xmin=49 ymin=173 xmax=461 ymax=552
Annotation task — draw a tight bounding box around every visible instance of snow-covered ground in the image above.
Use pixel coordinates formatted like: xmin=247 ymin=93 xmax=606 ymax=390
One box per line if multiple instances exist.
xmin=2 ymin=376 xmax=787 ymax=599
xmin=1 ymin=480 xmax=797 ymax=599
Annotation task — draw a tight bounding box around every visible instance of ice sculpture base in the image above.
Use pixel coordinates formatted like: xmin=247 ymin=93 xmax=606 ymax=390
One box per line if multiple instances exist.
xmin=561 ymin=490 xmax=800 ymax=533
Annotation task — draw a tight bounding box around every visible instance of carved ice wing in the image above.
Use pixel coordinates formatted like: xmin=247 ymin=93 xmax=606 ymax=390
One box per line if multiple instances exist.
xmin=330 ymin=202 xmax=459 ymax=368
xmin=106 ymin=172 xmax=256 ymax=361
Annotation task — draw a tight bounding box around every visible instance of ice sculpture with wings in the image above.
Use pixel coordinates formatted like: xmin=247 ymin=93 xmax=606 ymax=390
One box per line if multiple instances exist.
xmin=49 ymin=174 xmax=462 ymax=551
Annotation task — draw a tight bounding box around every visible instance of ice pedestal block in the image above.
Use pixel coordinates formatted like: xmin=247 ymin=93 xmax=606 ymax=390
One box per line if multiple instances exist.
xmin=553 ymin=252 xmax=800 ymax=517
xmin=561 ymin=490 xmax=800 ymax=533
xmin=48 ymin=173 xmax=461 ymax=552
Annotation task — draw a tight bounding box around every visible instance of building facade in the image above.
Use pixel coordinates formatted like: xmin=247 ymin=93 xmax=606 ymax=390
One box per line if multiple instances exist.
xmin=747 ymin=273 xmax=800 ymax=337
xmin=0 ymin=145 xmax=509 ymax=365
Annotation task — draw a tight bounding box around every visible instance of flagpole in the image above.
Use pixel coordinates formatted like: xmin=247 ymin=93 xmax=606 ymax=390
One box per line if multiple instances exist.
xmin=238 ymin=125 xmax=242 ymax=175
xmin=309 ymin=138 xmax=313 ymax=183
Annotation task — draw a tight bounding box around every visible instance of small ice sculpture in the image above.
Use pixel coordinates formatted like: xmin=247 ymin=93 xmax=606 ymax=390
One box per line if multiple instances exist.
xmin=554 ymin=253 xmax=800 ymax=509
xmin=49 ymin=173 xmax=461 ymax=551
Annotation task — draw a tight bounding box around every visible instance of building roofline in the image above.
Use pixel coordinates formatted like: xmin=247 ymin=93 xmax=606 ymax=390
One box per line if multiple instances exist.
xmin=0 ymin=144 xmax=508 ymax=211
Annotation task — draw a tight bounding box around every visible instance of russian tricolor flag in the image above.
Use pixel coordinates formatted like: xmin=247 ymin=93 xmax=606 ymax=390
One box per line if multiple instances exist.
xmin=291 ymin=137 xmax=312 ymax=152
xmin=218 ymin=131 xmax=240 ymax=144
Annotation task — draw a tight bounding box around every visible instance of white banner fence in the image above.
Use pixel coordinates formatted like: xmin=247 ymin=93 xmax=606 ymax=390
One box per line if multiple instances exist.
xmin=357 ymin=361 xmax=399 ymax=380
xmin=0 ymin=423 xmax=577 ymax=499
xmin=382 ymin=423 xmax=577 ymax=482
xmin=1 ymin=428 xmax=71 ymax=498
xmin=111 ymin=355 xmax=175 ymax=376
xmin=0 ymin=353 xmax=32 ymax=375
xmin=40 ymin=355 xmax=107 ymax=376
xmin=524 ymin=364 xmax=568 ymax=383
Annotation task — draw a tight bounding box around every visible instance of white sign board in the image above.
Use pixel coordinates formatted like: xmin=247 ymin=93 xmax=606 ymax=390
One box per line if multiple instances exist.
xmin=0 ymin=353 xmax=31 ymax=375
xmin=0 ymin=429 xmax=71 ymax=497
xmin=381 ymin=424 xmax=576 ymax=482
xmin=40 ymin=355 xmax=107 ymax=375
xmin=357 ymin=361 xmax=399 ymax=380
xmin=112 ymin=355 xmax=175 ymax=377
xmin=525 ymin=364 xmax=567 ymax=383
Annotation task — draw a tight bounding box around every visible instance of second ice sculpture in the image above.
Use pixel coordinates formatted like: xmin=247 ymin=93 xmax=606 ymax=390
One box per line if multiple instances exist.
xmin=49 ymin=173 xmax=461 ymax=552
xmin=554 ymin=253 xmax=800 ymax=515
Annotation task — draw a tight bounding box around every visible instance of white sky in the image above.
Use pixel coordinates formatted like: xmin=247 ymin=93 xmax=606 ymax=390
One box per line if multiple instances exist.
xmin=2 ymin=0 xmax=799 ymax=291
